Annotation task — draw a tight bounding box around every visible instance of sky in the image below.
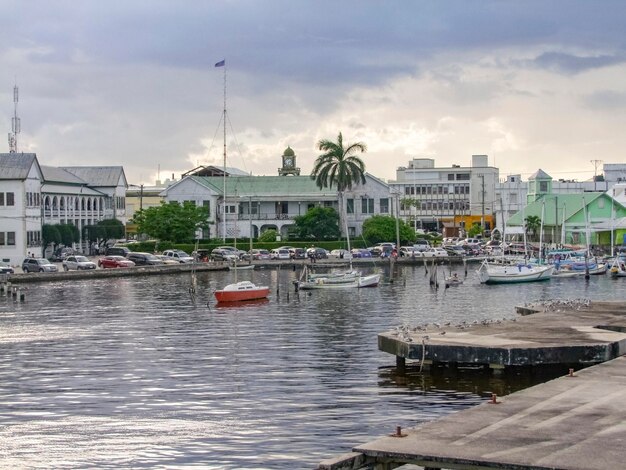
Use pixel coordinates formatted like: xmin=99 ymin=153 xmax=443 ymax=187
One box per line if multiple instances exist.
xmin=2 ymin=0 xmax=626 ymax=186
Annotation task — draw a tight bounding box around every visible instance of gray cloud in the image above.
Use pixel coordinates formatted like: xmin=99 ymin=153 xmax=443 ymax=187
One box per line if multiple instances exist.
xmin=530 ymin=51 xmax=625 ymax=74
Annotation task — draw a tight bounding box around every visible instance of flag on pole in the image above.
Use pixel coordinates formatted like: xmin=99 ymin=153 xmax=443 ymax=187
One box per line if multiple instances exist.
xmin=215 ymin=59 xmax=225 ymax=67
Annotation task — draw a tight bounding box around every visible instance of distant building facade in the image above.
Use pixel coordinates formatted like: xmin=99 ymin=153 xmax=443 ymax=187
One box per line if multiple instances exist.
xmin=388 ymin=155 xmax=498 ymax=236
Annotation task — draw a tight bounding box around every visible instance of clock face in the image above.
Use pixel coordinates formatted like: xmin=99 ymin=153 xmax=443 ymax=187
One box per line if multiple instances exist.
xmin=284 ymin=157 xmax=293 ymax=167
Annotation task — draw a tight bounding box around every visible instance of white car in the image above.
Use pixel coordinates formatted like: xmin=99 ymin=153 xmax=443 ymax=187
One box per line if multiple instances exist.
xmin=62 ymin=255 xmax=97 ymax=271
xmin=270 ymin=248 xmax=291 ymax=260
xmin=162 ymin=249 xmax=194 ymax=263
xmin=421 ymin=247 xmax=449 ymax=258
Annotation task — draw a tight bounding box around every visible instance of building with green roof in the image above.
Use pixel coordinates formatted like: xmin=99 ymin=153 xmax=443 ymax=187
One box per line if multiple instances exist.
xmin=162 ymin=159 xmax=391 ymax=240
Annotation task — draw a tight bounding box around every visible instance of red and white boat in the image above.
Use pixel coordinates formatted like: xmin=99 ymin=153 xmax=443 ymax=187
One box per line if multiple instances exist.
xmin=214 ymin=281 xmax=270 ymax=303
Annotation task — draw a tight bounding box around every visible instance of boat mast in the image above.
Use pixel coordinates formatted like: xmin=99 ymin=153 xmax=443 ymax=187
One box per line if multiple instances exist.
xmin=222 ymin=61 xmax=227 ymax=242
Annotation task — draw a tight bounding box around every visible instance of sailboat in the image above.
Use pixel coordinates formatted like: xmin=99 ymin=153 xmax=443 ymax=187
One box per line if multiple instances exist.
xmin=213 ymin=59 xmax=267 ymax=302
xmin=294 ymin=182 xmax=380 ymax=290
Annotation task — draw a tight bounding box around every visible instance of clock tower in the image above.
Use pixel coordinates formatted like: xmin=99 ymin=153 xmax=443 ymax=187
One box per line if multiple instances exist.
xmin=278 ymin=146 xmax=300 ymax=176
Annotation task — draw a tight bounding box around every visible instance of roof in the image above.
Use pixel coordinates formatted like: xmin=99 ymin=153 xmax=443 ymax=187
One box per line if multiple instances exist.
xmin=190 ymin=175 xmax=339 ymax=197
xmin=507 ymin=193 xmax=606 ymax=226
xmin=181 ymin=165 xmax=249 ymax=178
xmin=41 ymin=165 xmax=88 ymax=185
xmin=528 ymin=169 xmax=552 ymax=180
xmin=60 ymin=166 xmax=126 ymax=187
xmin=0 ymin=153 xmax=38 ymax=180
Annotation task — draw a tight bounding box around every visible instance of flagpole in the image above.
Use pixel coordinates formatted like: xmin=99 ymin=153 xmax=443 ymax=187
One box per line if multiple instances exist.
xmin=215 ymin=59 xmax=227 ymax=242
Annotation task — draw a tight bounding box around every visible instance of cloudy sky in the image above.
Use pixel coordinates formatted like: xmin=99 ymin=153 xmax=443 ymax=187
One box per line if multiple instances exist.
xmin=2 ymin=0 xmax=626 ymax=185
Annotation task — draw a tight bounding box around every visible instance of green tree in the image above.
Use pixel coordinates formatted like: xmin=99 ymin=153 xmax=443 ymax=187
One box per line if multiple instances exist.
xmin=362 ymin=215 xmax=416 ymax=245
xmin=133 ymin=201 xmax=209 ymax=243
xmin=57 ymin=223 xmax=79 ymax=247
xmin=293 ymin=206 xmax=340 ymax=240
xmin=42 ymin=224 xmax=62 ymax=255
xmin=258 ymin=229 xmax=279 ymax=242
xmin=311 ymin=132 xmax=367 ymax=243
xmin=467 ymin=222 xmax=483 ymax=238
xmin=524 ymin=215 xmax=541 ymax=241
xmin=83 ymin=219 xmax=125 ymax=252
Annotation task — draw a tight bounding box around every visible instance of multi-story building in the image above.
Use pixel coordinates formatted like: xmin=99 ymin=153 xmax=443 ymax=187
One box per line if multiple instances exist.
xmin=388 ymin=155 xmax=498 ymax=236
xmin=0 ymin=152 xmax=128 ymax=264
xmin=161 ymin=148 xmax=390 ymax=240
xmin=0 ymin=153 xmax=44 ymax=265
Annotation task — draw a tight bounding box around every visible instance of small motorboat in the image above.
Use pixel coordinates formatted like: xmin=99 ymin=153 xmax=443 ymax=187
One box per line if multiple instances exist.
xmin=214 ymin=281 xmax=270 ymax=303
xmin=444 ymin=274 xmax=463 ymax=287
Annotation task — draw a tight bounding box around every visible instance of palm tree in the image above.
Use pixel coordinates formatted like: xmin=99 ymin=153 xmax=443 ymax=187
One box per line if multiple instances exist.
xmin=311 ymin=132 xmax=367 ymax=239
xmin=524 ymin=215 xmax=542 ymax=241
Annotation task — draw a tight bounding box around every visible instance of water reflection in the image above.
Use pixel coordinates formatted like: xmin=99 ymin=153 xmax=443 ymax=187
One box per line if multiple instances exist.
xmin=0 ymin=267 xmax=624 ymax=468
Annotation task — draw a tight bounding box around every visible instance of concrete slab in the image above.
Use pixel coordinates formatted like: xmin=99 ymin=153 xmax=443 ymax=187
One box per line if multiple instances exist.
xmin=379 ymin=301 xmax=626 ymax=366
xmin=349 ymin=356 xmax=626 ymax=469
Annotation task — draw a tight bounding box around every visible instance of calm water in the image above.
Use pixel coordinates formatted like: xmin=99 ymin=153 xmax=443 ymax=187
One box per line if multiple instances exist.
xmin=0 ymin=264 xmax=624 ymax=469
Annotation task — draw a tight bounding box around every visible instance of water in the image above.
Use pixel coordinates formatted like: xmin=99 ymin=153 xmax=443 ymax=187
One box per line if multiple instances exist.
xmin=0 ymin=265 xmax=624 ymax=469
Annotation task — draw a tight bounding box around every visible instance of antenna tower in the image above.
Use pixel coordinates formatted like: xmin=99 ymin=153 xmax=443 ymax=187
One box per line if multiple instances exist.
xmin=8 ymin=84 xmax=20 ymax=153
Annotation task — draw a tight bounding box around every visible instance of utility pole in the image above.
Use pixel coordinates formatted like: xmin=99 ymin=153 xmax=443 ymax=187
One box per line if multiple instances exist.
xmin=480 ymin=174 xmax=485 ymax=230
xmin=591 ymin=159 xmax=602 ymax=191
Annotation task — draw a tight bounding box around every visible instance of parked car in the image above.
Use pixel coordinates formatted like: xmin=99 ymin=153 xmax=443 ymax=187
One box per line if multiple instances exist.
xmin=98 ymin=255 xmax=135 ymax=268
xmin=370 ymin=243 xmax=395 ymax=257
xmin=463 ymin=244 xmax=482 ymax=256
xmin=105 ymin=246 xmax=131 ymax=257
xmin=22 ymin=258 xmax=58 ymax=273
xmin=399 ymin=246 xmax=419 ymax=257
xmin=62 ymin=255 xmax=97 ymax=271
xmin=421 ymin=247 xmax=448 ymax=258
xmin=443 ymin=245 xmax=466 ymax=257
xmin=155 ymin=255 xmax=181 ymax=265
xmin=0 ymin=261 xmax=15 ymax=274
xmin=51 ymin=247 xmax=75 ymax=261
xmin=306 ymin=247 xmax=328 ymax=259
xmin=270 ymin=248 xmax=291 ymax=260
xmin=350 ymin=248 xmax=371 ymax=258
xmin=162 ymin=249 xmax=194 ymax=263
xmin=289 ymin=247 xmax=306 ymax=259
xmin=192 ymin=249 xmax=211 ymax=262
xmin=249 ymin=249 xmax=271 ymax=260
xmin=330 ymin=249 xmax=350 ymax=258
xmin=210 ymin=246 xmax=240 ymax=262
xmin=413 ymin=239 xmax=431 ymax=251
xmin=126 ymin=252 xmax=164 ymax=266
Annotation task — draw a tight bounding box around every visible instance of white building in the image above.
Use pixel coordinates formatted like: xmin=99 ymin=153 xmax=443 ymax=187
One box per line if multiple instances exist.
xmin=161 ymin=149 xmax=390 ymax=240
xmin=0 ymin=153 xmax=44 ymax=265
xmin=388 ymin=155 xmax=499 ymax=235
xmin=0 ymin=153 xmax=128 ymax=264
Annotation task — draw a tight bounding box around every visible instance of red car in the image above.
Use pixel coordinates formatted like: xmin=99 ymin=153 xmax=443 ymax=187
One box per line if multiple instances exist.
xmin=98 ymin=255 xmax=136 ymax=268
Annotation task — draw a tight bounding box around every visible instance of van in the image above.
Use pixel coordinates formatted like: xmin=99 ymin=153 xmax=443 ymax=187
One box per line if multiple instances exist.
xmin=105 ymin=246 xmax=131 ymax=257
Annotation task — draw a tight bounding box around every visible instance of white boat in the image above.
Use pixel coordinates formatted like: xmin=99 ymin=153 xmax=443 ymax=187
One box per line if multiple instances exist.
xmin=609 ymin=257 xmax=626 ymax=278
xmin=297 ymin=271 xmax=380 ymax=290
xmin=228 ymin=262 xmax=254 ymax=271
xmin=476 ymin=260 xmax=553 ymax=284
xmin=444 ymin=273 xmax=463 ymax=287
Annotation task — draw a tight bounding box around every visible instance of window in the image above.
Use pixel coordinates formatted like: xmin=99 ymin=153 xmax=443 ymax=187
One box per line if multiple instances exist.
xmin=7 ymin=232 xmax=15 ymax=245
xmin=202 ymin=200 xmax=211 ymax=216
xmin=380 ymin=198 xmax=389 ymax=214
xmin=6 ymin=192 xmax=14 ymax=206
xmin=456 ymin=173 xmax=470 ymax=180
xmin=0 ymin=232 xmax=4 ymax=245
xmin=346 ymin=199 xmax=354 ymax=214
xmin=0 ymin=193 xmax=3 ymax=205
xmin=224 ymin=204 xmax=236 ymax=214
xmin=539 ymin=181 xmax=548 ymax=192
xmin=361 ymin=198 xmax=374 ymax=214
xmin=448 ymin=174 xmax=455 ymax=181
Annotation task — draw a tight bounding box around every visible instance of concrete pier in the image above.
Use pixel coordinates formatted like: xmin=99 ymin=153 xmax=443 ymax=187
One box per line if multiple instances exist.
xmin=319 ymin=301 xmax=626 ymax=469
xmin=379 ymin=301 xmax=626 ymax=369
xmin=319 ymin=355 xmax=626 ymax=470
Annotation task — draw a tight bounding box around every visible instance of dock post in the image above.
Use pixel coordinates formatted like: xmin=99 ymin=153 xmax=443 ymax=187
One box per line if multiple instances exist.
xmin=396 ymin=356 xmax=406 ymax=374
xmin=489 ymin=363 xmax=505 ymax=376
